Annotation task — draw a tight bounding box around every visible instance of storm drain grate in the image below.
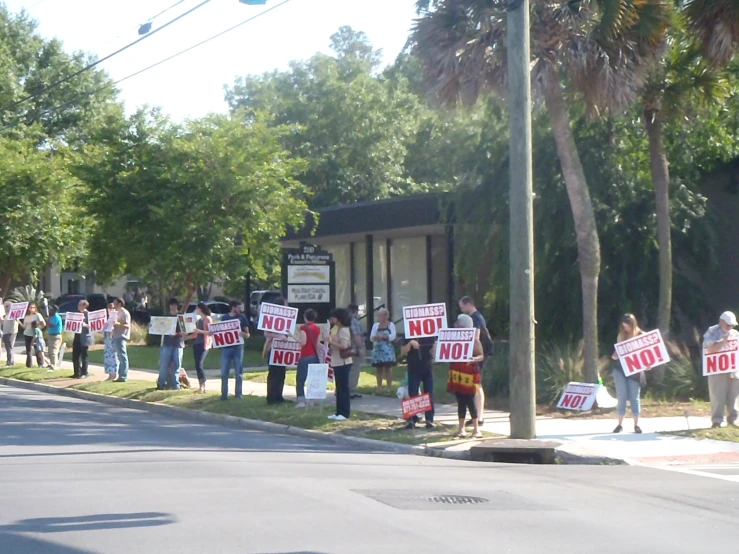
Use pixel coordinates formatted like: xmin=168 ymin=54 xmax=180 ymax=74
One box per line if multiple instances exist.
xmin=428 ymin=495 xmax=489 ymax=505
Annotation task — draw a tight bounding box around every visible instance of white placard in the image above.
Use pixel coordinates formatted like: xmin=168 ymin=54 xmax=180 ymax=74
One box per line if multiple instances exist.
xmin=257 ymin=303 xmax=299 ymax=334
xmin=104 ymin=310 xmax=118 ymax=333
xmin=288 ymin=265 xmax=330 ymax=284
xmin=7 ymin=302 xmax=28 ymax=321
xmin=64 ymin=312 xmax=84 ymax=334
xmin=403 ymin=303 xmax=447 ymax=339
xmin=288 ymin=285 xmax=331 ymax=304
xmin=268 ymin=339 xmax=301 ymax=367
xmin=556 ymin=382 xmax=599 ymax=411
xmin=88 ymin=309 xmax=107 ymax=334
xmin=703 ymin=330 xmax=739 ymax=376
xmin=306 ymin=363 xmax=329 ymax=400
xmin=615 ymin=329 xmax=670 ymax=377
xmin=434 ymin=328 xmax=477 ymax=362
xmin=178 ymin=314 xmax=197 ymax=334
xmin=149 ymin=316 xmax=178 ymax=336
xmin=210 ymin=319 xmax=244 ymax=349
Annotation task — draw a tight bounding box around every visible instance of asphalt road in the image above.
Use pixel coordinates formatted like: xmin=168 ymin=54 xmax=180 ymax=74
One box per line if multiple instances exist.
xmin=1 ymin=385 xmax=737 ymax=554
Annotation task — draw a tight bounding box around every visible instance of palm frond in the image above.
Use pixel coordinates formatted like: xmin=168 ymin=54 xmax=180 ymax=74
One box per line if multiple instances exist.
xmin=682 ymin=0 xmax=739 ymax=66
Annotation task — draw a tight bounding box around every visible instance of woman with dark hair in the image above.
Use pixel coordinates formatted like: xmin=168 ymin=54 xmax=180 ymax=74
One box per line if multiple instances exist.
xmin=293 ymin=309 xmax=322 ymax=408
xmin=328 ymin=308 xmax=353 ymax=421
xmin=19 ymin=303 xmax=45 ymax=368
xmin=188 ymin=302 xmax=213 ymax=394
xmin=264 ymin=297 xmax=290 ymax=404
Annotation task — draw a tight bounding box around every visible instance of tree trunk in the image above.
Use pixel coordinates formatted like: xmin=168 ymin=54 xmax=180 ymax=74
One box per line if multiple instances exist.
xmin=0 ymin=274 xmax=11 ymax=299
xmin=543 ymin=72 xmax=601 ymax=383
xmin=644 ymin=109 xmax=672 ymax=336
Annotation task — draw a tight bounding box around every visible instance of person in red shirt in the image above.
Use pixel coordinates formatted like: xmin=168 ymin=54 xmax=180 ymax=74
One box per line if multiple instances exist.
xmin=293 ymin=309 xmax=322 ymax=408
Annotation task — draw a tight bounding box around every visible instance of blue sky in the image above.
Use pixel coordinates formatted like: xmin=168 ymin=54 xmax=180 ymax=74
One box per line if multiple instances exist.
xmin=5 ymin=0 xmax=419 ymax=120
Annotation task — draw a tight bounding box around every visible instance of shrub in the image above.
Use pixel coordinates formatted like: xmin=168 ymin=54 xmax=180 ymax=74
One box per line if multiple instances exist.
xmin=536 ymin=340 xmax=587 ymax=404
xmin=482 ymin=342 xmax=510 ymax=398
xmin=660 ymin=342 xmax=708 ymax=401
xmin=130 ymin=322 xmax=148 ymax=345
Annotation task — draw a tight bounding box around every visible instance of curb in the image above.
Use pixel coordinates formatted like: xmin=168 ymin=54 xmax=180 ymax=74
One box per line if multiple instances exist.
xmin=0 ymin=377 xmax=470 ymax=462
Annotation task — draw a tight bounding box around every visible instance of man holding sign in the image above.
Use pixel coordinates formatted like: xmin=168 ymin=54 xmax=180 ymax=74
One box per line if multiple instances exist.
xmin=215 ymin=300 xmax=251 ymax=400
xmin=704 ymin=311 xmax=739 ymax=428
xmin=259 ymin=298 xmax=296 ymax=405
xmin=70 ymin=300 xmax=93 ymax=379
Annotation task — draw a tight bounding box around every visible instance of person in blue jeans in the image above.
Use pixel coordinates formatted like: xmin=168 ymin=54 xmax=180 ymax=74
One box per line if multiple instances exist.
xmin=400 ymin=336 xmax=436 ymax=429
xmin=218 ymin=300 xmax=251 ymax=400
xmin=611 ymin=313 xmax=647 ymax=434
xmin=156 ymin=298 xmax=185 ymax=390
xmin=112 ymin=297 xmax=131 ymax=383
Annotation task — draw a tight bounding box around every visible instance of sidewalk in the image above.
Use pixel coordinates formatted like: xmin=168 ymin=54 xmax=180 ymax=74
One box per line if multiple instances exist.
xmin=10 ymin=344 xmax=739 ymax=466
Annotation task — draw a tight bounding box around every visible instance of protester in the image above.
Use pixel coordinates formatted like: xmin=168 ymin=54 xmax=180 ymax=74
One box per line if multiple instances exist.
xmin=328 ymin=308 xmax=353 ymax=421
xmin=103 ymin=302 xmax=119 ymax=381
xmin=370 ymin=308 xmax=396 ymax=393
xmin=218 ymin=300 xmax=251 ymax=400
xmin=188 ymin=302 xmax=213 ymax=394
xmin=703 ymin=311 xmax=739 ymax=428
xmin=71 ymin=300 xmax=93 ymax=379
xmin=400 ymin=336 xmax=436 ymax=430
xmin=2 ymin=300 xmax=18 ymax=366
xmin=157 ymin=298 xmax=185 ymax=391
xmin=610 ymin=313 xmax=646 ymax=434
xmin=19 ymin=303 xmax=45 ymax=368
xmin=294 ymin=309 xmax=322 ymax=408
xmin=459 ymin=296 xmax=492 ymax=426
xmin=347 ymin=303 xmax=365 ymax=399
xmin=264 ymin=297 xmax=289 ymax=405
xmin=46 ymin=305 xmax=63 ymax=371
xmin=112 ymin=297 xmax=131 ymax=383
xmin=446 ymin=314 xmax=485 ymax=438
xmin=31 ymin=321 xmax=49 ymax=368
xmin=0 ymin=298 xmax=4 ymax=363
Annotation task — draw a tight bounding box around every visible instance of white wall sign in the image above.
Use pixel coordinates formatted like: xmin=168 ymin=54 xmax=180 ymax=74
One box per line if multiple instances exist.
xmin=288 ymin=265 xmax=330 ymax=284
xmin=288 ymin=285 xmax=331 ymax=304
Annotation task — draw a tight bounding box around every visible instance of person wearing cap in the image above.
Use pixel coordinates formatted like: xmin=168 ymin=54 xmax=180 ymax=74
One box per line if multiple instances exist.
xmin=703 ymin=311 xmax=739 ymax=428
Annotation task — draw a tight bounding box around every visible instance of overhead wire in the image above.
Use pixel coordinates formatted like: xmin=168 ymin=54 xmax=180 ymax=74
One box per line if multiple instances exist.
xmin=0 ymin=0 xmax=215 ymax=115
xmin=0 ymin=0 xmax=294 ymax=133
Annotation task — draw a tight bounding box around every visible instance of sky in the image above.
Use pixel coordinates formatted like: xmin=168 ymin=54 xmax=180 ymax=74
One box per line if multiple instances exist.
xmin=4 ymin=0 xmax=419 ymax=120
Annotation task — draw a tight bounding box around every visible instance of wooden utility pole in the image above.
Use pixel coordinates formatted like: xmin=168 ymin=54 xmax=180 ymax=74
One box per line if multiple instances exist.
xmin=507 ymin=0 xmax=536 ymax=439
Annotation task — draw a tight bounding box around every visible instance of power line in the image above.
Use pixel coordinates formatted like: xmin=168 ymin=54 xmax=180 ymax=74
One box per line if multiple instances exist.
xmin=0 ymin=0 xmax=214 ymax=115
xmin=0 ymin=0 xmax=294 ymax=133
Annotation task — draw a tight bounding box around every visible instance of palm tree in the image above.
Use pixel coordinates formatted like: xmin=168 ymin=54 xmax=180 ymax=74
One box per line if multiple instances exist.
xmin=641 ymin=26 xmax=730 ymax=337
xmin=681 ymin=0 xmax=739 ymax=66
xmin=412 ymin=0 xmax=669 ymax=382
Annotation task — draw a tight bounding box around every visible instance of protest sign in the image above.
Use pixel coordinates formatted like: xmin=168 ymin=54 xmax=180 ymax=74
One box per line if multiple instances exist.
xmin=306 ymin=364 xmax=329 ymax=400
xmin=257 ymin=303 xmax=298 ymax=334
xmin=401 ymin=393 xmax=433 ymax=419
xmin=434 ymin=328 xmax=476 ymax=362
xmin=88 ymin=309 xmax=107 ymax=334
xmin=615 ymin=329 xmax=670 ymax=377
xmin=178 ymin=314 xmax=197 ymax=334
xmin=556 ymin=382 xmax=599 ymax=411
xmin=7 ymin=302 xmax=28 ymax=321
xmin=149 ymin=317 xmax=178 ymax=336
xmin=64 ymin=312 xmax=85 ymax=334
xmin=269 ymin=339 xmax=301 ymax=367
xmin=403 ymin=303 xmax=447 ymax=339
xmin=210 ymin=319 xmax=243 ymax=349
xmin=703 ymin=331 xmax=739 ymax=376
xmin=104 ymin=311 xmax=118 ymax=333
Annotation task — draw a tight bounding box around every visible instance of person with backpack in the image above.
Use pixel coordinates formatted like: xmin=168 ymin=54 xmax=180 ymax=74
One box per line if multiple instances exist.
xmin=459 ymin=296 xmax=493 ymax=426
xmin=293 ymin=309 xmax=323 ymax=408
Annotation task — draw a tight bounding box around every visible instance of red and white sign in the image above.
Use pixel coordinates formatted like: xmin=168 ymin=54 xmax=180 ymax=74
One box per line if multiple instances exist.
xmin=88 ymin=309 xmax=107 ymax=334
xmin=257 ymin=303 xmax=298 ymax=335
xmin=403 ymin=303 xmax=447 ymax=339
xmin=269 ymin=339 xmax=301 ymax=367
xmin=211 ymin=319 xmax=244 ymax=349
xmin=556 ymin=382 xmax=599 ymax=411
xmin=435 ymin=328 xmax=476 ymax=362
xmin=615 ymin=329 xmax=670 ymax=377
xmin=703 ymin=333 xmax=739 ymax=376
xmin=401 ymin=393 xmax=433 ymax=419
xmin=7 ymin=302 xmax=28 ymax=321
xmin=64 ymin=312 xmax=85 ymax=334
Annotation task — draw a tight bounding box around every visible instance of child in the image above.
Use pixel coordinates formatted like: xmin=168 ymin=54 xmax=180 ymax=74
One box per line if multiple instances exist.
xmin=31 ymin=321 xmax=50 ymax=370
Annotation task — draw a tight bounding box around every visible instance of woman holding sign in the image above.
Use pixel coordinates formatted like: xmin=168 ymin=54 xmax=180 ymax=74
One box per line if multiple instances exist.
xmin=188 ymin=303 xmax=213 ymax=394
xmin=370 ymin=308 xmax=397 ymax=393
xmin=294 ymin=309 xmax=322 ymax=408
xmin=19 ymin=303 xmax=45 ymax=368
xmin=611 ymin=314 xmax=645 ymax=434
xmin=328 ymin=308 xmax=353 ymax=421
xmin=446 ymin=314 xmax=485 ymax=438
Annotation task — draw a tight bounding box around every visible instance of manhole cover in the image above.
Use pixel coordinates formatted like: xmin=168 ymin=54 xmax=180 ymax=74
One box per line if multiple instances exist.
xmin=428 ymin=495 xmax=489 ymax=505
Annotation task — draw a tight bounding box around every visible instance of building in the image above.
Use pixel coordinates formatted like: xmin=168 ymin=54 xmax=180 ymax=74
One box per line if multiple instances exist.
xmin=281 ymin=194 xmax=456 ymax=331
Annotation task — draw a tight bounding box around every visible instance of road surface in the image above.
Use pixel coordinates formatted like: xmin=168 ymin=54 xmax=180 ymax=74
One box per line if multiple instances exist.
xmin=0 ymin=384 xmax=737 ymax=554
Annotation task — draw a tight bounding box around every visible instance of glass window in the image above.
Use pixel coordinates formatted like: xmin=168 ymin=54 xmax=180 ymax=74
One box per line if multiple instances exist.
xmin=430 ymin=234 xmax=449 ymax=305
xmin=325 ymin=244 xmax=350 ymax=311
xmin=353 ymin=240 xmax=367 ymax=330
xmin=391 ymin=237 xmax=428 ymax=321
xmin=373 ymin=239 xmax=388 ymax=318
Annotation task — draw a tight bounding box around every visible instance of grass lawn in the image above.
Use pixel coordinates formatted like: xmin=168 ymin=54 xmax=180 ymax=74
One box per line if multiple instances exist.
xmin=669 ymin=426 xmax=739 ymax=443
xmin=0 ymin=364 xmax=74 ymax=382
xmin=69 ymin=380 xmax=477 ymax=446
xmin=64 ymin=345 xmax=265 ymax=371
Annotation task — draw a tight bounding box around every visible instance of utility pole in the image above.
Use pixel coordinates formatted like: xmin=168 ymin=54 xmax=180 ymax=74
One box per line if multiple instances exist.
xmin=507 ymin=0 xmax=536 ymax=439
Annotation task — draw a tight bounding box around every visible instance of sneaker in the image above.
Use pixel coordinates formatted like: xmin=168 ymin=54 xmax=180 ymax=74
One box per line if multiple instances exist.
xmin=113 ymin=378 xmax=127 ymax=383
xmin=634 ymin=426 xmax=642 ymax=434
xmin=613 ymin=425 xmax=623 ymax=433
xmin=425 ymin=422 xmax=435 ymax=430
xmin=328 ymin=414 xmax=338 ymax=420
xmin=712 ymin=422 xmax=722 ymax=429
xmin=334 ymin=415 xmax=348 ymax=421
xmin=47 ymin=369 xmax=54 ymax=373
xmin=80 ymin=374 xmax=89 ymax=379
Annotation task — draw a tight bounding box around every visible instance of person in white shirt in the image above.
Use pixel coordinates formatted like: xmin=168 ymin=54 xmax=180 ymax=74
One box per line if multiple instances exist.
xmin=704 ymin=311 xmax=739 ymax=428
xmin=19 ymin=303 xmax=45 ymax=368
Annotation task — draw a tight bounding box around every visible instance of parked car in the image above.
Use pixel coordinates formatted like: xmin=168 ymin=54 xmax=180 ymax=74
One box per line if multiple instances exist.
xmin=185 ymin=301 xmax=230 ymax=322
xmin=55 ymin=294 xmax=112 ymax=322
xmin=249 ymin=290 xmax=282 ymax=318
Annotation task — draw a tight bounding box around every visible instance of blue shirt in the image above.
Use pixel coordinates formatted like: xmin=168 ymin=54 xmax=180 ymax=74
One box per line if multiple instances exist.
xmin=47 ymin=314 xmax=63 ymax=335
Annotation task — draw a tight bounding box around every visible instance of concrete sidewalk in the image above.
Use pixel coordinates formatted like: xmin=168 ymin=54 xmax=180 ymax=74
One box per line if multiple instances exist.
xmin=9 ymin=342 xmax=738 ymax=467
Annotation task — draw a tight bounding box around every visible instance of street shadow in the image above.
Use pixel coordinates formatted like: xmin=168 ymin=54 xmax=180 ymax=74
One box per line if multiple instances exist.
xmin=0 ymin=512 xmax=175 ymax=534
